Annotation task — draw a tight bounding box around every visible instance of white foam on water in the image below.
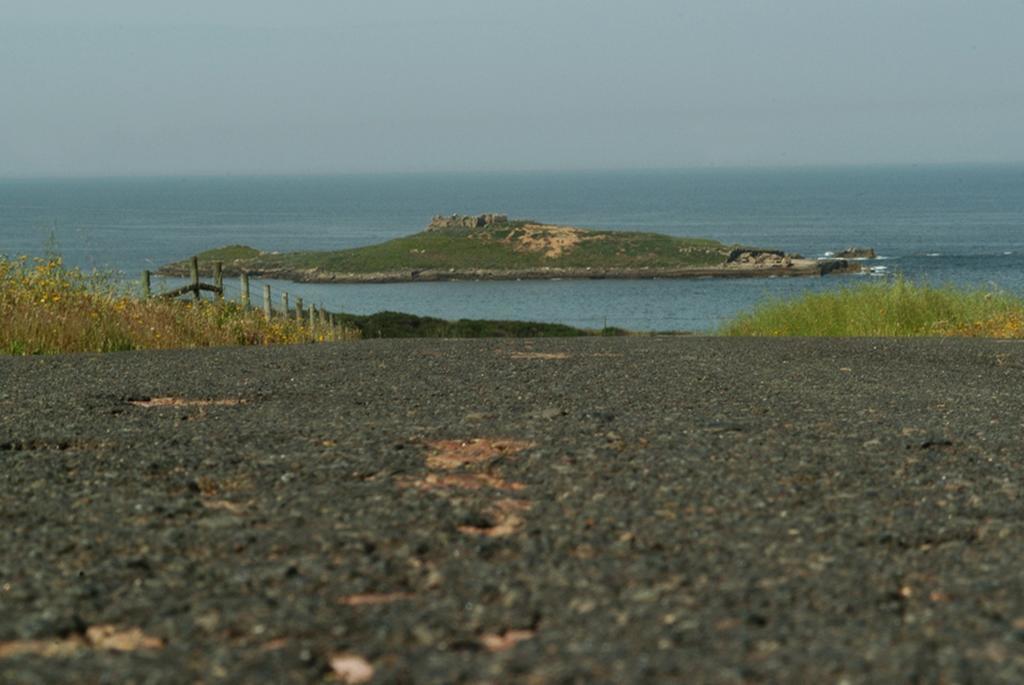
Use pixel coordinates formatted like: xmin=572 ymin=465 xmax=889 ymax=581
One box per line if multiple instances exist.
xmin=867 ymin=265 xmax=889 ymax=277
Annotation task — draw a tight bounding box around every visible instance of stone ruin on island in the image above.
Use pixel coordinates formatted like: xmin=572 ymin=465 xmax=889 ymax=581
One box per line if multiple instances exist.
xmin=428 ymin=213 xmax=510 ymax=230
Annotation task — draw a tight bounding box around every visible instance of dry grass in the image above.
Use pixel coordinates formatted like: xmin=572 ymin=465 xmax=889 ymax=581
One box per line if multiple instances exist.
xmin=0 ymin=255 xmax=359 ymax=355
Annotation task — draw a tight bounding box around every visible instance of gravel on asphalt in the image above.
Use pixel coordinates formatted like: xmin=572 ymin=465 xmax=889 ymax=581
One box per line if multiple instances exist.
xmin=2 ymin=337 xmax=1024 ymax=683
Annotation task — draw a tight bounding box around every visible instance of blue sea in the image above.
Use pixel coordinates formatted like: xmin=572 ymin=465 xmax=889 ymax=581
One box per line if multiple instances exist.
xmin=2 ymin=165 xmax=1023 ymax=331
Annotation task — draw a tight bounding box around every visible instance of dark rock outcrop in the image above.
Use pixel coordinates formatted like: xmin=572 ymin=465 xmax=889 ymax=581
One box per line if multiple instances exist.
xmin=726 ymin=248 xmax=789 ymax=265
xmin=834 ymin=247 xmax=877 ymax=259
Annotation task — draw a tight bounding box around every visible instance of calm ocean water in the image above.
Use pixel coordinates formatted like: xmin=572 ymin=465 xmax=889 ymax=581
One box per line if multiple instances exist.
xmin=2 ymin=165 xmax=1023 ymax=331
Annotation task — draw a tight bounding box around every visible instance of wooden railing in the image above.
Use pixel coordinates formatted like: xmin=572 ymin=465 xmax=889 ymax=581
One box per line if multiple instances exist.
xmin=141 ymin=256 xmax=335 ymax=329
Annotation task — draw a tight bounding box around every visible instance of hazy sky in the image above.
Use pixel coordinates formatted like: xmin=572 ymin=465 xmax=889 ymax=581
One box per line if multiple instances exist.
xmin=2 ymin=0 xmax=1023 ymax=176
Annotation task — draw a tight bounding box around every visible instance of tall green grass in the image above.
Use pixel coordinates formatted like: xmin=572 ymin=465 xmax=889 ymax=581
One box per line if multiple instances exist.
xmin=720 ymin=278 xmax=1024 ymax=337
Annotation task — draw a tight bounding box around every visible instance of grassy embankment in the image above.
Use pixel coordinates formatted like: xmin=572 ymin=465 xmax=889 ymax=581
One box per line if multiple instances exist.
xmin=721 ymin=278 xmax=1024 ymax=337
xmin=0 ymin=255 xmax=617 ymax=355
xmin=0 ymin=256 xmax=357 ymax=355
xmin=174 ymin=222 xmax=735 ymax=275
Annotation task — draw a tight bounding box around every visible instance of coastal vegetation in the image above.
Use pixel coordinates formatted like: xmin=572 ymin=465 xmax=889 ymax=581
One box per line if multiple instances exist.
xmin=335 ymin=310 xmax=626 ymax=339
xmin=720 ymin=278 xmax=1024 ymax=337
xmin=160 ymin=215 xmax=842 ymax=283
xmin=0 ymin=254 xmax=614 ymax=355
xmin=11 ymin=253 xmax=1024 ymax=356
xmin=0 ymin=255 xmax=357 ymax=355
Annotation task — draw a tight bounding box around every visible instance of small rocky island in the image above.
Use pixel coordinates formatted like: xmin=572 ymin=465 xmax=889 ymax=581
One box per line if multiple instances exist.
xmin=833 ymin=247 xmax=877 ymax=259
xmin=160 ymin=214 xmax=860 ymax=283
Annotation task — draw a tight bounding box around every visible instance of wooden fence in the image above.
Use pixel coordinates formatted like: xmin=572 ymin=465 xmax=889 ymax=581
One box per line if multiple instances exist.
xmin=141 ymin=256 xmax=336 ymax=327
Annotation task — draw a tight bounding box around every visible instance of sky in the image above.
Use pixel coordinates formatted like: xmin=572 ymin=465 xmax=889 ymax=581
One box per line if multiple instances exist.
xmin=1 ymin=0 xmax=1023 ymax=176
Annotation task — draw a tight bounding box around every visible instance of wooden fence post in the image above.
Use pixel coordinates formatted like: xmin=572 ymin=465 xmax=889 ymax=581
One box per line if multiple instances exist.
xmin=281 ymin=292 xmax=289 ymax=318
xmin=189 ymin=257 xmax=200 ymax=302
xmin=240 ymin=273 xmax=250 ymax=309
xmin=141 ymin=270 xmax=151 ymax=299
xmin=295 ymin=297 xmax=304 ymax=323
xmin=309 ymin=305 xmax=317 ymax=334
xmin=263 ymin=284 xmax=272 ymax=321
xmin=214 ymin=262 xmax=224 ymax=301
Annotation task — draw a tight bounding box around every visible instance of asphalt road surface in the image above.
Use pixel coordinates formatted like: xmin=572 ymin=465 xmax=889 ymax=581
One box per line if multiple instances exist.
xmin=3 ymin=337 xmax=1024 ymax=684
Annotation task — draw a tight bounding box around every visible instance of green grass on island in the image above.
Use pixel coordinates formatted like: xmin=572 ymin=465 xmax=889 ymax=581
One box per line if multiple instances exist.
xmin=168 ymin=216 xmax=745 ymax=277
xmin=720 ymin=278 xmax=1024 ymax=337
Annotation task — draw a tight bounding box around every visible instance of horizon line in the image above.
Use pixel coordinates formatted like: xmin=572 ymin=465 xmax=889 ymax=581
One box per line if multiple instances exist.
xmin=2 ymin=160 xmax=1023 ymax=182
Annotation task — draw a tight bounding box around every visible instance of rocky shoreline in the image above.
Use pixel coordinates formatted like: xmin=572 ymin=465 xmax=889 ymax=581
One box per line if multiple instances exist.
xmin=159 ymin=258 xmax=857 ymax=283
